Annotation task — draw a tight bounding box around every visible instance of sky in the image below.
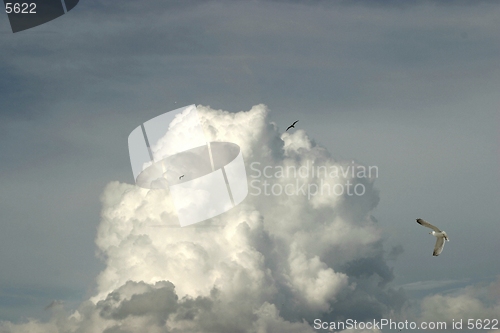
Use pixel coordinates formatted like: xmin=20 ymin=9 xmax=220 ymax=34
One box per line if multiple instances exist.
xmin=0 ymin=0 xmax=499 ymax=332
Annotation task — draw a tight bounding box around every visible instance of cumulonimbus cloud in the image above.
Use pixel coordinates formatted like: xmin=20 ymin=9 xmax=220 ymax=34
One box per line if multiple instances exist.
xmin=0 ymin=105 xmax=406 ymax=333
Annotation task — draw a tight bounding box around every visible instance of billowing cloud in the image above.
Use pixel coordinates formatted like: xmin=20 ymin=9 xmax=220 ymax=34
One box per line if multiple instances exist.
xmin=0 ymin=105 xmax=403 ymax=332
xmin=419 ymin=278 xmax=500 ymax=327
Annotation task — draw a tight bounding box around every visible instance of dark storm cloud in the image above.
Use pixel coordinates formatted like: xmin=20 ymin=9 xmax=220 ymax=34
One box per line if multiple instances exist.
xmin=388 ymin=245 xmax=404 ymax=261
xmin=0 ymin=1 xmax=220 ymax=122
xmin=98 ymin=281 xmax=179 ymax=323
xmin=343 ymin=254 xmax=395 ymax=286
xmin=2 ymin=0 xmax=498 ymax=122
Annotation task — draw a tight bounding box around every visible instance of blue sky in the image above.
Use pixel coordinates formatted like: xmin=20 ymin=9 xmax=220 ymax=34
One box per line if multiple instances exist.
xmin=0 ymin=0 xmax=499 ymax=330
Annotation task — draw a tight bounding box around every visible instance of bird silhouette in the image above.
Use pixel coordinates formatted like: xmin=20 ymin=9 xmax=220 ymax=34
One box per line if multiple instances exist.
xmin=286 ymin=120 xmax=299 ymax=131
xmin=179 ymin=175 xmax=184 ymax=180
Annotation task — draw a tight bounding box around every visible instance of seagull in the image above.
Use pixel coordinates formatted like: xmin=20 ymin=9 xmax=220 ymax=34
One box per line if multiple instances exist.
xmin=416 ymin=218 xmax=449 ymax=256
xmin=179 ymin=175 xmax=184 ymax=180
xmin=286 ymin=120 xmax=299 ymax=131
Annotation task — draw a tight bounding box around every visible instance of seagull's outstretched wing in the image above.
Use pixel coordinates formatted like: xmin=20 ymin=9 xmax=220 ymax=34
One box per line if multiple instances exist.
xmin=433 ymin=237 xmax=446 ymax=256
xmin=416 ymin=218 xmax=442 ymax=232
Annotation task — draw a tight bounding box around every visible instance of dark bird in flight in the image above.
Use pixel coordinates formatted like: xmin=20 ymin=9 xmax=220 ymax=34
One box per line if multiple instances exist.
xmin=286 ymin=120 xmax=299 ymax=131
xmin=179 ymin=175 xmax=184 ymax=180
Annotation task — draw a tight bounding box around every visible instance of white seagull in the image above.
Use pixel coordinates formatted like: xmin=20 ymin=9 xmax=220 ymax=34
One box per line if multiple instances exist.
xmin=416 ymin=218 xmax=449 ymax=256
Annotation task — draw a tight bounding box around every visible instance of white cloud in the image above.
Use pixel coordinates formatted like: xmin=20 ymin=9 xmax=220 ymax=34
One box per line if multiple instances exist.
xmin=288 ymin=243 xmax=349 ymax=312
xmin=0 ymin=105 xmax=401 ymax=332
xmin=419 ymin=278 xmax=500 ymax=325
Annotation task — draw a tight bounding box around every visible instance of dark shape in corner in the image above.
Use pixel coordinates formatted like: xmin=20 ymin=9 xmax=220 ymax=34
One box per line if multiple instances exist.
xmin=64 ymin=0 xmax=78 ymax=11
xmin=4 ymin=0 xmax=79 ymax=33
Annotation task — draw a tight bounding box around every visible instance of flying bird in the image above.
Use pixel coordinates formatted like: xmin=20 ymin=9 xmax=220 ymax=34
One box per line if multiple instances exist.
xmin=286 ymin=120 xmax=299 ymax=131
xmin=416 ymin=218 xmax=449 ymax=256
xmin=179 ymin=175 xmax=184 ymax=180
